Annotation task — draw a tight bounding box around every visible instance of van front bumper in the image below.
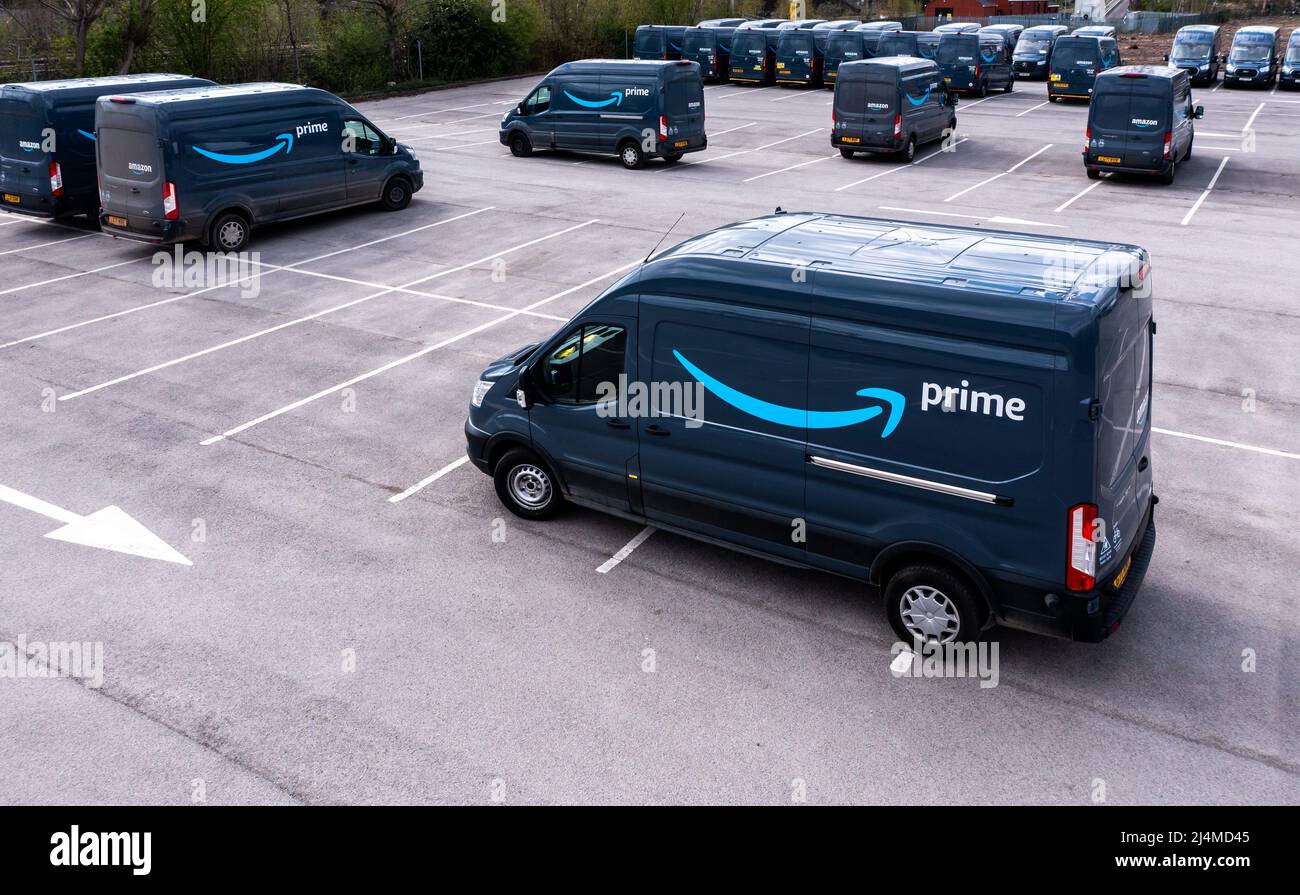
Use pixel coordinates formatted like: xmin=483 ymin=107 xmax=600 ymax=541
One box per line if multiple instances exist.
xmin=464 ymin=417 xmax=492 ymax=473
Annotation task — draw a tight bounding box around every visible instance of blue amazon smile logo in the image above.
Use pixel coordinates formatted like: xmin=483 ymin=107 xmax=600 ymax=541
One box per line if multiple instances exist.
xmin=78 ymin=129 xmax=96 ymax=141
xmin=906 ymin=87 xmax=932 ymax=106
xmin=981 ymin=49 xmax=998 ymax=63
xmin=673 ymin=350 xmax=905 ymax=435
xmin=563 ymin=89 xmax=624 ymax=109
xmin=192 ymin=132 xmax=294 ymax=165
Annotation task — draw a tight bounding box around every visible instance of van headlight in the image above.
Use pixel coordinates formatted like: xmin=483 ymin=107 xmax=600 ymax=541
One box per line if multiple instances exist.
xmin=471 ymin=379 xmax=494 ymax=407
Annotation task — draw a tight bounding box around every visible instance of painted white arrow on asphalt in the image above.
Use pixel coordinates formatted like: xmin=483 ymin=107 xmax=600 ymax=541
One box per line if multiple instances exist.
xmin=0 ymin=483 xmax=192 ymax=565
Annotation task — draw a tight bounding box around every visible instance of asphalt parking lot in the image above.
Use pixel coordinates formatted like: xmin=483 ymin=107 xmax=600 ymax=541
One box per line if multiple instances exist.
xmin=2 ymin=71 xmax=1298 ymax=805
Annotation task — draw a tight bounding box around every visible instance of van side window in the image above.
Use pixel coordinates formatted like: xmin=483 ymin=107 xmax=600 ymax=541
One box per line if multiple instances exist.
xmin=538 ymin=324 xmax=627 ymax=404
xmin=525 ymin=85 xmax=551 ymax=114
xmin=343 ymin=119 xmax=382 ymax=155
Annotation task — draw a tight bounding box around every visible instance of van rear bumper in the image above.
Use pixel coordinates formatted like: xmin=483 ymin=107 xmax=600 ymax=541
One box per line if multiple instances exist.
xmin=1084 ymin=155 xmax=1173 ymax=178
xmin=98 ymin=215 xmax=193 ymax=245
xmin=1 ymin=194 xmax=89 ymax=219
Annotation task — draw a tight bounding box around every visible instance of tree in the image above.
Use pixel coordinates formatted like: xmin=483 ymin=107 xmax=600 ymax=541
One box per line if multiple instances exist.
xmin=355 ymin=0 xmax=412 ymax=82
xmin=37 ymin=0 xmax=112 ymax=74
xmin=117 ymin=0 xmax=158 ymax=73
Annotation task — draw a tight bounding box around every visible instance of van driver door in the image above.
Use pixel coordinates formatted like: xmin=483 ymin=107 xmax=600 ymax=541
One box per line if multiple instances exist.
xmin=342 ymin=118 xmax=390 ymax=203
xmin=520 ymin=84 xmax=553 ymax=148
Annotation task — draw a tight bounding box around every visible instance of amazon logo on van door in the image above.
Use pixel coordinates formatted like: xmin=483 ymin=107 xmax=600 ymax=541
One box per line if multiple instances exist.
xmin=563 ymin=86 xmax=650 ymax=108
xmin=191 ymin=121 xmax=328 ymax=165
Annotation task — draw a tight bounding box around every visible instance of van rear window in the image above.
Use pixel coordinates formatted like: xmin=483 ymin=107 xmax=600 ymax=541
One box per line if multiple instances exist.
xmin=0 ymin=100 xmax=44 ymax=158
xmin=732 ymin=33 xmax=766 ymax=56
xmin=835 ymin=79 xmax=895 ymax=114
xmin=98 ymin=127 xmax=160 ymax=179
xmin=936 ymin=38 xmax=977 ymax=64
xmin=1052 ymin=43 xmax=1096 ymax=69
xmin=668 ymin=77 xmax=704 ymax=116
xmin=684 ymin=31 xmax=713 ymax=54
xmin=635 ymin=31 xmax=661 ymax=54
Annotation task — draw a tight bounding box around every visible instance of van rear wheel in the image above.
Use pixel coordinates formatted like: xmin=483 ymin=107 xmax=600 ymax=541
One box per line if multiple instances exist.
xmin=897 ymin=136 xmax=916 ymax=162
xmin=1161 ymin=158 xmax=1177 ymax=185
xmin=1086 ymin=167 xmax=1101 ymax=180
xmin=380 ymin=177 xmax=412 ymax=211
xmin=493 ymin=448 xmax=565 ymax=520
xmin=839 ymin=147 xmax=856 ymax=159
xmin=509 ymin=132 xmax=532 ymax=157
xmin=885 ymin=563 xmax=984 ymax=646
xmin=208 ymin=212 xmax=250 ymax=253
xmin=618 ymin=140 xmax=645 ymax=169
xmin=662 ymin=152 xmax=683 ymax=164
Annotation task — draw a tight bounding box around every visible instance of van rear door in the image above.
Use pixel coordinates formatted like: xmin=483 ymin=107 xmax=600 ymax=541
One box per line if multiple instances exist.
xmin=835 ymin=70 xmax=897 ymax=149
xmin=98 ymin=123 xmax=166 ymax=231
xmin=1094 ymin=277 xmax=1154 ymax=582
xmin=665 ymin=68 xmax=705 ymax=148
xmin=0 ymin=94 xmax=50 ymax=211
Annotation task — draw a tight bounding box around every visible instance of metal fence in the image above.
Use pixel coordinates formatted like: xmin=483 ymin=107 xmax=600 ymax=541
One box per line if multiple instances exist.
xmin=1119 ymin=11 xmax=1223 ymax=34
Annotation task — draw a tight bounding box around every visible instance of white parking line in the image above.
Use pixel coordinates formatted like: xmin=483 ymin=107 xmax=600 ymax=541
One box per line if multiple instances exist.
xmin=200 ymin=261 xmax=638 ymax=446
xmin=597 ymin=526 xmax=656 ymax=573
xmin=743 ymin=153 xmax=837 ymax=182
xmin=1016 ymin=101 xmax=1048 ymax=117
xmin=385 ymin=102 xmax=497 ymax=120
xmin=426 ymin=139 xmax=501 ymax=151
xmin=709 ymin=121 xmax=758 ymax=137
xmin=1180 ymin=157 xmax=1230 ymax=227
xmin=0 ymin=233 xmax=95 ymax=256
xmin=770 ymin=88 xmax=825 ymax=102
xmin=878 ymin=206 xmax=1061 ymax=228
xmin=1054 ymin=180 xmax=1102 ymax=213
xmin=1154 ymin=428 xmax=1300 ymax=461
xmin=58 ymin=218 xmax=595 ymax=401
xmin=833 ymin=137 xmax=968 ymax=192
xmin=389 ymin=456 xmax=470 ymax=503
xmin=393 ymin=128 xmax=492 ymax=142
xmin=944 ymin=143 xmax=1052 ymax=203
xmin=663 ymin=127 xmax=821 ymax=171
xmin=953 ymin=92 xmax=1015 ymax=112
xmin=712 ymin=86 xmax=773 ymax=99
xmin=0 ymin=257 xmax=148 ymax=299
xmin=1241 ymin=102 xmax=1266 ymax=135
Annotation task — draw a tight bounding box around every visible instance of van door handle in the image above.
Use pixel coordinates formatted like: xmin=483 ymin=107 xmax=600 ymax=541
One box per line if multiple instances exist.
xmin=646 ymin=425 xmax=671 ymax=437
xmin=606 ymin=419 xmax=630 ymax=430
xmin=1138 ymin=456 xmax=1148 ymax=472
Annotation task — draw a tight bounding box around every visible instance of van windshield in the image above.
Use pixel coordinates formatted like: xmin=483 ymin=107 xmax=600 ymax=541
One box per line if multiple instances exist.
xmin=1230 ymin=39 xmax=1272 ymax=63
xmin=98 ymin=127 xmax=160 ymax=180
xmin=1288 ymin=44 xmax=1300 ymax=63
xmin=936 ymin=36 xmax=977 ymax=64
xmin=732 ymin=32 xmax=767 ymax=57
xmin=1016 ymin=36 xmax=1052 ymax=55
xmin=835 ymin=78 xmax=895 ymax=114
xmin=684 ymin=31 xmax=714 ymax=54
xmin=1052 ymin=42 xmax=1098 ymax=69
xmin=1171 ymin=35 xmax=1214 ymax=61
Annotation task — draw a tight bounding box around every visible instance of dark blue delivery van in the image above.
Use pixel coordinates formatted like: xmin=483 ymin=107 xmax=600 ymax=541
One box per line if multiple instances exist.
xmin=633 ymin=25 xmax=688 ymax=61
xmin=833 ymin=58 xmax=956 ymax=161
xmin=1224 ymin=26 xmax=1281 ymax=88
xmin=1084 ymin=66 xmax=1202 ymax=184
xmin=0 ymin=73 xmax=213 ymax=219
xmin=728 ymin=21 xmax=788 ymax=84
xmin=1013 ymin=25 xmax=1068 ymax=80
xmin=501 ymin=60 xmax=706 ymax=169
xmin=774 ymin=20 xmax=828 ymax=87
xmin=682 ymin=24 xmax=739 ymax=81
xmin=1166 ymin=24 xmax=1221 ymax=85
xmin=938 ymin=32 xmax=1014 ymax=96
xmin=465 ymin=212 xmax=1158 ymax=644
xmin=1049 ymin=35 xmax=1122 ymax=101
xmin=1283 ymin=30 xmax=1300 ymax=89
xmin=96 ymin=83 xmax=422 ymax=251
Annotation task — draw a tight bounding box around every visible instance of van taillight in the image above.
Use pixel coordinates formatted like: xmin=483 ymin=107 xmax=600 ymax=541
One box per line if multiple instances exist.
xmin=162 ymin=181 xmax=178 ymax=220
xmin=658 ymin=115 xmax=668 ymax=141
xmin=1084 ymin=125 xmax=1091 ymax=154
xmin=1162 ymin=131 xmax=1173 ymax=159
xmin=1067 ymin=503 xmax=1098 ymax=591
xmin=974 ymin=65 xmax=981 ymax=79
xmin=893 ymin=113 xmax=902 ymax=139
xmin=49 ymin=161 xmax=63 ymax=197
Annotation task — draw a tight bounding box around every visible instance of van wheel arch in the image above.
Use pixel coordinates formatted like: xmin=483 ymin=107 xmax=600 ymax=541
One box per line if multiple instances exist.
xmin=870 ymin=543 xmax=995 ymax=627
xmin=380 ymin=175 xmax=413 ymax=210
xmin=486 ymin=435 xmax=567 ymax=495
xmin=204 ymin=207 xmax=253 ymax=252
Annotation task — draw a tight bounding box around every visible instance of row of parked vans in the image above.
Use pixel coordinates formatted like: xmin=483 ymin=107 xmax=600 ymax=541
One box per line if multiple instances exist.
xmin=1 ymin=74 xmax=423 ymax=249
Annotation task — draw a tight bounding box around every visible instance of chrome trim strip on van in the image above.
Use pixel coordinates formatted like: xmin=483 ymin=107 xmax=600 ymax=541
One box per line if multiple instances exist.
xmin=600 ymin=114 xmax=644 ymax=120
xmin=807 ymin=455 xmax=1013 ymax=507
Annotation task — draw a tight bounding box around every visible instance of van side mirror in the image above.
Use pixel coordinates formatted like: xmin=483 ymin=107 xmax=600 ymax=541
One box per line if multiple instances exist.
xmin=1162 ymin=53 xmax=1169 ymax=62
xmin=1194 ymin=105 xmax=1204 ymax=119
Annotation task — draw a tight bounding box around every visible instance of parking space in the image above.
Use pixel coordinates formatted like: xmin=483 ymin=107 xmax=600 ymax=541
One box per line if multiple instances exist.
xmin=2 ymin=71 xmax=1298 ymax=805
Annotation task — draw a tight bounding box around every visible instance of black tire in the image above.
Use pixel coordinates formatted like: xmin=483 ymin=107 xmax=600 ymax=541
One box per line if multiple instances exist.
xmin=1184 ymin=136 xmax=1193 ymax=161
xmin=976 ymin=80 xmax=987 ymax=98
xmin=1004 ymin=76 xmax=1014 ymax=93
xmin=1161 ymin=158 xmax=1177 ymax=185
xmin=839 ymin=147 xmax=856 ymax=159
xmin=379 ymin=176 xmax=412 ymax=211
xmin=1086 ymin=167 xmax=1101 ymax=180
xmin=885 ymin=562 xmax=985 ymax=646
xmin=618 ymin=140 xmax=645 ymax=170
xmin=493 ymin=448 xmax=565 ymax=520
xmin=1048 ymin=94 xmax=1059 ymax=103
xmin=509 ymin=132 xmax=532 ymax=157
xmin=662 ymin=152 xmax=683 ymax=164
xmin=897 ymin=135 xmax=916 ymax=163
xmin=207 ymin=211 xmax=250 ymax=253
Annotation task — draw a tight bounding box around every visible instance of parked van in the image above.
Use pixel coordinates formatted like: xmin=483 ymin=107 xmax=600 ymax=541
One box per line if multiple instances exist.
xmin=833 ymin=57 xmax=955 ymax=161
xmin=1074 ymin=25 xmax=1117 ymax=39
xmin=634 ymin=25 xmax=688 ymax=61
xmin=96 ymin=83 xmax=421 ymax=252
xmin=501 ymin=60 xmax=705 ymax=169
xmin=0 ymin=74 xmax=213 ymax=219
xmin=825 ymin=30 xmax=869 ymax=86
xmin=465 ymin=212 xmax=1157 ymax=644
xmin=916 ymin=33 xmax=942 ymax=61
xmin=1013 ymin=24 xmax=1069 ymax=79
xmin=729 ymin=21 xmax=788 ymax=84
xmin=1282 ymin=30 xmax=1300 ymax=89
xmin=876 ymin=30 xmax=925 ymax=59
xmin=697 ymin=18 xmax=746 ymax=27
xmin=1085 ymin=66 xmax=1201 ymax=184
xmin=774 ymin=19 xmax=828 ymax=86
xmin=980 ymin=24 xmax=1024 ymax=56
xmin=1166 ymin=24 xmax=1220 ymax=85
xmin=1049 ymin=35 xmax=1121 ymax=101
xmin=938 ymin=32 xmax=1014 ymax=96
xmin=934 ymin=22 xmax=980 ymax=35
xmin=682 ymin=25 xmax=738 ymax=81
xmin=1224 ymin=25 xmax=1281 ymax=88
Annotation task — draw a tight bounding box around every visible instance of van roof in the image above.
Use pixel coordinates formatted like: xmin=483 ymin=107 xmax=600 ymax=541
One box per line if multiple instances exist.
xmin=1097 ymin=65 xmax=1183 ymax=82
xmin=1236 ymin=25 xmax=1279 ymax=34
xmin=105 ymin=82 xmax=311 ymax=105
xmin=1176 ymin=24 xmax=1219 ymax=35
xmin=1022 ymin=24 xmax=1068 ymax=35
xmin=736 ymin=19 xmax=787 ymax=28
xmin=1 ymin=73 xmax=199 ymax=93
xmin=649 ymin=213 xmax=1145 ymax=306
xmin=551 ymin=59 xmax=696 ymax=76
xmin=842 ymin=57 xmax=937 ymax=74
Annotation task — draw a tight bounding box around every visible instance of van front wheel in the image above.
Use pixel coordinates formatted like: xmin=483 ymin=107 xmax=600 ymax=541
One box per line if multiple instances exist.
xmin=618 ymin=140 xmax=645 ymax=169
xmin=885 ymin=563 xmax=984 ymax=646
xmin=509 ymin=132 xmax=532 ymax=157
xmin=493 ymin=448 xmax=565 ymax=520
xmin=380 ymin=177 xmax=412 ymax=211
xmin=208 ymin=212 xmax=250 ymax=253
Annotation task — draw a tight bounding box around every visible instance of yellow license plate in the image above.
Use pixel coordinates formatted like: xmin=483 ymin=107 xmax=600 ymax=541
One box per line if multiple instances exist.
xmin=944 ymin=77 xmax=952 ymax=83
xmin=754 ymin=65 xmax=762 ymax=70
xmin=1112 ymin=555 xmax=1133 ymax=589
xmin=840 ymin=136 xmax=861 ymax=143
xmin=1097 ymin=155 xmax=1122 ymax=164
xmin=3 ymin=193 xmax=18 ymax=204
xmin=1050 ymin=73 xmax=1062 ymax=82
xmin=673 ymin=139 xmax=688 ymax=148
xmin=106 ymin=215 xmax=128 ymax=227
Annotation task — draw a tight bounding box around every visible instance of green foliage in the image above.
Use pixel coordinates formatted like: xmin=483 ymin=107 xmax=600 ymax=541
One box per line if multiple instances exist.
xmin=309 ymin=8 xmax=391 ymax=92
xmin=412 ymin=0 xmax=539 ymax=82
